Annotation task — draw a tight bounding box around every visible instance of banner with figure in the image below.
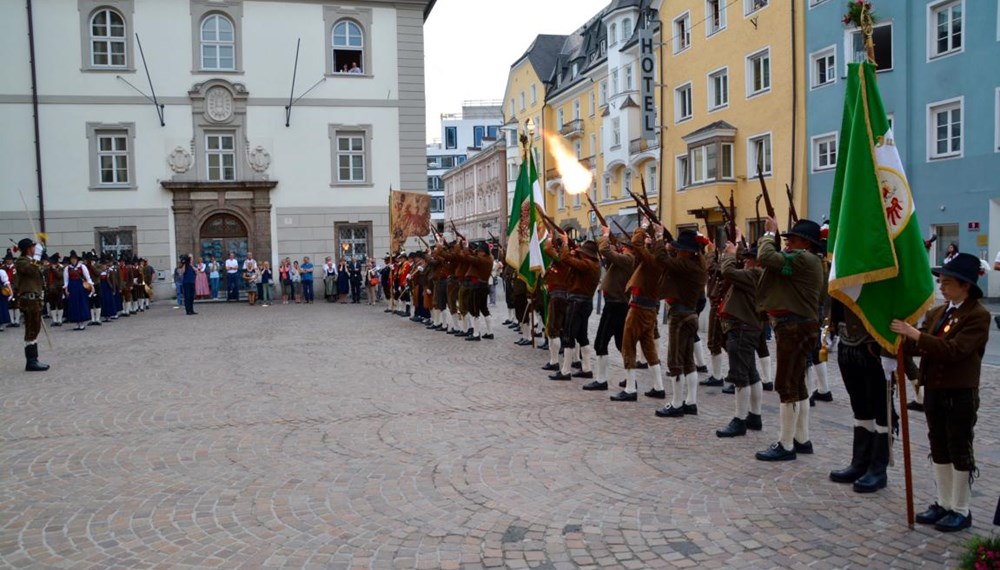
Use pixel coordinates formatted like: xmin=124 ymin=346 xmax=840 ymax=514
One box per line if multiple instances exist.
xmin=389 ymin=190 xmax=431 ymax=253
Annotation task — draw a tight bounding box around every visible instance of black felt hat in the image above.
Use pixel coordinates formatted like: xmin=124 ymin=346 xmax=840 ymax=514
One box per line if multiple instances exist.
xmin=932 ymin=252 xmax=983 ymax=300
xmin=671 ymin=230 xmax=700 ymax=253
xmin=784 ymin=219 xmax=822 ymax=247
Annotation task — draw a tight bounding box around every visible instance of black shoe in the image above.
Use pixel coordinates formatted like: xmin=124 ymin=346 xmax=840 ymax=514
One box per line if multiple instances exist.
xmin=793 ymin=440 xmax=814 ymax=454
xmin=465 ymin=335 xmax=481 ymax=342
xmin=549 ymin=372 xmax=572 ymax=381
xmin=515 ymin=338 xmax=531 ymax=346
xmin=610 ymin=391 xmax=637 ymax=402
xmin=383 ymin=309 xmax=392 ymax=313
xmin=721 ymin=384 xmax=735 ymax=394
xmin=696 ymin=365 xmax=708 ymax=373
xmin=853 ymin=433 xmax=888 ymax=493
xmin=700 ymin=376 xmax=723 ymax=387
xmin=655 ymin=405 xmax=684 ymax=418
xmin=934 ymin=511 xmax=972 ymax=533
xmin=682 ymin=403 xmax=698 ymax=415
xmin=482 ymin=334 xmax=494 ymax=340
xmin=915 ymin=503 xmax=950 ymax=525
xmin=830 ymin=427 xmax=873 ymax=484
xmin=502 ymin=319 xmax=512 ymax=326
xmin=644 ymin=389 xmax=666 ymax=399
xmin=9 ymin=323 xmax=19 ymax=327
xmin=907 ymin=401 xmax=925 ymax=412
xmin=24 ymin=345 xmax=49 ymax=372
xmin=187 ymin=311 xmax=198 ymax=315
xmin=813 ymin=390 xmax=833 ymax=403
xmin=541 ymin=363 xmax=560 ymax=371
xmin=762 ymin=382 xmax=774 ymax=391
xmin=572 ymin=370 xmax=593 ymax=379
xmin=808 ymin=394 xmax=816 ymax=407
xmin=51 ymin=322 xmax=62 ymax=327
xmin=756 ymin=442 xmax=796 ymax=462
xmin=635 ymin=362 xmax=649 ymax=370
xmin=537 ymin=342 xmax=549 ymax=350
xmin=745 ymin=413 xmax=763 ymax=431
xmin=91 ymin=321 xmax=101 ymax=326
xmin=582 ymin=381 xmax=608 ymax=391
xmin=618 ymin=379 xmax=627 ymax=388
xmin=716 ymin=417 xmax=747 ymax=438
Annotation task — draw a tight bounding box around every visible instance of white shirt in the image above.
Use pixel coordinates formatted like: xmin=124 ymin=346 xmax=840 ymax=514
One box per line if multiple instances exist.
xmin=63 ymin=263 xmax=93 ymax=288
xmin=994 ymin=250 xmax=1000 ymax=267
xmin=243 ymin=259 xmax=257 ymax=272
xmin=225 ymin=258 xmax=239 ymax=273
xmin=323 ymin=263 xmax=337 ymax=278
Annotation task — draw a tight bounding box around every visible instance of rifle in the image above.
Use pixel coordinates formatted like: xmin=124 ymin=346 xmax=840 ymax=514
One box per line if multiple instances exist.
xmin=730 ymin=189 xmax=746 ymax=249
xmin=756 ymin=167 xmax=779 ymax=241
xmin=715 ymin=195 xmax=734 ymax=243
xmin=611 ymin=218 xmax=630 ymax=240
xmin=449 ymin=220 xmax=466 ymax=242
xmin=626 ymin=188 xmax=673 ymax=242
xmin=417 ymin=236 xmax=431 ymax=250
xmin=638 ymin=176 xmax=653 ymax=213
xmin=487 ymin=231 xmax=499 ymax=244
xmin=786 ymin=184 xmax=799 ymax=224
xmin=585 ymin=194 xmax=619 ymax=243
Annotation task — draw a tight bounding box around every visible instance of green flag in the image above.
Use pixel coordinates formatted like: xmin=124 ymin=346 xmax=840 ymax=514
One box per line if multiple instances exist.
xmin=828 ymin=62 xmax=934 ymax=352
xmin=505 ymin=148 xmax=546 ymax=292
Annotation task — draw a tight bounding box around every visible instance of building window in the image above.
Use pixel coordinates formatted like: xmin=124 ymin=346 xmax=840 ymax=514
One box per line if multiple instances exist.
xmin=676 ymin=155 xmax=690 ymax=190
xmin=625 ymin=64 xmax=634 ymax=91
xmin=487 ymin=126 xmax=499 ymax=140
xmin=708 ymin=67 xmax=728 ymax=110
xmin=324 ymin=6 xmax=371 ymax=76
xmin=574 ymin=99 xmax=581 ymax=120
xmin=748 ymin=133 xmax=772 ymax=175
xmin=558 ymin=189 xmax=565 ymax=210
xmin=602 ymin=177 xmax=611 ymax=200
xmin=928 ymin=97 xmax=963 ymax=160
xmin=336 ymin=223 xmax=371 ymax=261
xmin=534 ymin=116 xmax=541 ymax=138
xmin=810 ymin=46 xmax=836 ymax=88
xmin=557 ymin=109 xmax=565 ymax=130
xmin=846 ymin=23 xmax=893 ymax=71
xmin=611 ymin=117 xmax=621 ymax=147
xmin=86 ymin=122 xmax=136 ymax=190
xmin=746 ymin=48 xmax=771 ymax=97
xmin=673 ymin=12 xmax=691 ymax=53
xmin=589 ymin=92 xmax=596 ymax=116
xmin=745 ymin=0 xmax=768 ymax=16
xmin=573 ymin=192 xmax=581 ymax=208
xmin=509 ymin=99 xmax=515 ymax=118
xmin=675 ymin=83 xmax=693 ymax=123
xmin=590 ymin=133 xmax=597 ymax=156
xmin=520 ymin=92 xmax=526 ymax=111
xmin=609 ymin=23 xmax=617 ymax=46
xmin=812 ymin=133 xmax=838 ymax=171
xmin=929 ymin=0 xmax=963 ymax=60
xmin=574 ymin=140 xmax=582 ymax=159
xmin=572 ymin=62 xmax=580 ymax=78
xmin=96 ymin=226 xmax=137 ymax=259
xmin=200 ymin=14 xmax=236 ymax=71
xmin=90 ymin=8 xmax=127 ymax=67
xmin=706 ymin=0 xmax=726 ymax=36
xmin=444 ymin=127 xmax=457 ymax=149
xmin=473 ymin=126 xmax=485 ymax=148
xmin=430 ymin=196 xmax=445 ymax=213
xmin=205 ymin=133 xmax=236 ymax=181
xmin=329 ymin=124 xmax=372 ymax=186
xmin=646 ymin=164 xmax=657 ymax=197
xmin=689 ymin=143 xmax=732 ymax=185
xmin=611 ymin=69 xmax=620 ymax=95
xmin=721 ymin=143 xmax=734 ymax=179
xmin=80 ymin=1 xmax=135 ymax=72
xmin=427 ymin=175 xmax=443 ymax=191
xmin=622 ymin=18 xmax=632 ymax=41
xmin=530 ymin=84 xmax=537 ymax=105
xmin=600 ymin=80 xmax=608 ymax=106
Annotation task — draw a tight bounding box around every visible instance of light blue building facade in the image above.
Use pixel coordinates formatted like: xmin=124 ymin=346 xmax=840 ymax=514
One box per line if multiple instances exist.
xmin=805 ymin=0 xmax=1000 ymax=298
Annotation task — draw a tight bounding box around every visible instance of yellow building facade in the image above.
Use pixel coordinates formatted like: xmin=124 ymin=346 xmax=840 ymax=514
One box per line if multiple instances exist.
xmin=658 ymin=0 xmax=807 ymax=242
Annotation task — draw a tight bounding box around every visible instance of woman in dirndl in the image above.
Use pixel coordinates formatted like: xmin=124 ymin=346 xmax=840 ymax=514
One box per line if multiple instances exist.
xmin=0 ymin=269 xmax=11 ymax=331
xmin=63 ymin=251 xmax=94 ymax=331
xmin=194 ymin=257 xmax=211 ymax=299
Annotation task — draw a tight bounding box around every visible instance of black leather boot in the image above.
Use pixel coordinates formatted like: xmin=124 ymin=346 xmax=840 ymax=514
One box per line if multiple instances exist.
xmin=853 ymin=432 xmax=889 ymax=493
xmin=830 ymin=426 xmax=873 ymax=483
xmin=25 ymin=344 xmax=50 ymax=372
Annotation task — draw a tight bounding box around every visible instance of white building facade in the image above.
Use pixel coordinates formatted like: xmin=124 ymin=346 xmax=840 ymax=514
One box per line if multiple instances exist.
xmin=1 ymin=0 xmax=433 ymax=288
xmin=442 ymin=138 xmax=507 ymax=242
xmin=426 ymin=101 xmax=502 ymax=232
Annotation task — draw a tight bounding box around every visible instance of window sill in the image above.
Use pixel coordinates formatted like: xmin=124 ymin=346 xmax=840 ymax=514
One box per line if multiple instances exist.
xmin=686 ymin=178 xmax=737 ymax=189
xmin=810 ymin=81 xmax=835 ymax=91
xmin=82 ymin=67 xmax=136 ymax=73
xmin=746 ymin=88 xmax=771 ymax=100
xmin=675 ymin=116 xmax=692 ymax=125
xmin=928 ymin=153 xmax=962 ymax=162
xmin=326 ymin=72 xmax=374 ymax=79
xmin=330 ymin=182 xmax=375 ymax=188
xmin=812 ymin=166 xmax=836 ymax=173
xmin=673 ymin=45 xmax=691 ymax=56
xmin=193 ymin=69 xmax=245 ymax=75
xmin=90 ymin=185 xmax=137 ymax=191
xmin=708 ymin=103 xmax=729 ymax=113
xmin=928 ymin=48 xmax=963 ymax=63
xmin=706 ymin=27 xmax=727 ymax=38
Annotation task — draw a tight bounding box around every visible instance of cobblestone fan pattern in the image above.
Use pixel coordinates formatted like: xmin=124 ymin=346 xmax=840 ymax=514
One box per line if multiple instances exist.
xmin=1 ymin=302 xmax=997 ymax=569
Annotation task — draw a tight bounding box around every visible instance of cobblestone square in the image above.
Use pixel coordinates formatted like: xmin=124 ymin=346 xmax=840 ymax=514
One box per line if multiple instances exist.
xmin=1 ymin=301 xmax=998 ymax=569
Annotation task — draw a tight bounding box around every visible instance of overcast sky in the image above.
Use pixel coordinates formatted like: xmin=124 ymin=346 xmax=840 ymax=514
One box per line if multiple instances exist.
xmin=423 ymin=0 xmax=611 ymax=143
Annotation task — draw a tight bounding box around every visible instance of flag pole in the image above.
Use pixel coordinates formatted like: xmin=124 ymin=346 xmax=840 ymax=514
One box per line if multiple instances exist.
xmin=521 ymin=120 xmax=538 ymax=350
xmin=896 ymin=347 xmax=916 ymax=528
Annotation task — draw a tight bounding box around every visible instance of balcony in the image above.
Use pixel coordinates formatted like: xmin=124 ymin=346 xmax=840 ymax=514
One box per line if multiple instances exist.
xmin=629 ymin=138 xmax=660 ymax=155
xmin=559 ymin=118 xmax=585 ymax=139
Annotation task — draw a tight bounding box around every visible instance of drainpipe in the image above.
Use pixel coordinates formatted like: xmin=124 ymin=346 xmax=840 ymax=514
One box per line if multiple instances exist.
xmin=789 ymin=0 xmax=798 ymax=223
xmin=26 ymin=0 xmax=46 ymax=232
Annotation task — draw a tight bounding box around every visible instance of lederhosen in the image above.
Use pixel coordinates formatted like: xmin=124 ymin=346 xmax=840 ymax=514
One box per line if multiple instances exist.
xmin=46 ymin=266 xmax=64 ymax=310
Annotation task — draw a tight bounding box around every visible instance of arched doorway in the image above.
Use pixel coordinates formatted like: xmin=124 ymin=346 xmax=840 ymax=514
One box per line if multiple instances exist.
xmin=200 ymin=213 xmax=249 ymax=285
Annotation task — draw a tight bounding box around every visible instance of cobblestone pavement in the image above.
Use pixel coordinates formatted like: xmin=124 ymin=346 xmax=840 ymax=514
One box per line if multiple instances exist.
xmin=1 ymin=300 xmax=998 ymax=569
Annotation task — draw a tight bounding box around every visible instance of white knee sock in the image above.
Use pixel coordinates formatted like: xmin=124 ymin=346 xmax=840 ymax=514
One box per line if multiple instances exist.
xmin=816 ymin=361 xmax=830 ymax=394
xmin=735 ymin=386 xmax=750 ymax=419
xmin=711 ymin=353 xmax=724 ymax=379
xmin=794 ymin=399 xmax=810 ymax=443
xmin=670 ymin=376 xmax=684 ymax=408
xmin=778 ymin=403 xmax=796 ymax=449
xmin=484 ymin=317 xmax=492 ymax=335
xmin=806 ymin=365 xmax=818 ymax=395
xmin=596 ymin=355 xmax=608 ymax=383
xmin=749 ymin=382 xmax=763 ymax=415
xmin=915 ymin=383 xmax=924 ymax=404
xmin=934 ymin=463 xmax=954 ymax=510
xmin=624 ymin=369 xmax=637 ymax=394
xmin=685 ymin=372 xmax=699 ymax=405
xmin=560 ymin=347 xmax=574 ymax=375
xmin=548 ymin=337 xmax=561 ymax=366
xmin=855 ymin=418 xmax=876 ymax=431
xmin=758 ymin=355 xmax=772 ymax=383
xmin=693 ymin=340 xmax=707 ymax=368
xmin=649 ymin=364 xmax=664 ymax=391
xmin=580 ymin=346 xmax=593 ymax=373
xmin=951 ymin=467 xmax=970 ymax=516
